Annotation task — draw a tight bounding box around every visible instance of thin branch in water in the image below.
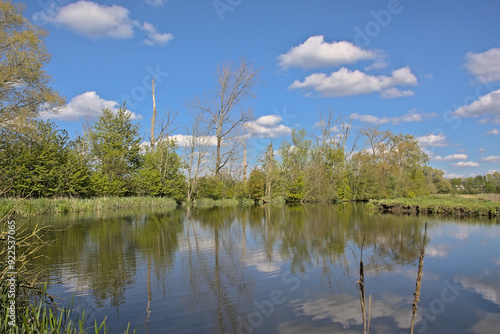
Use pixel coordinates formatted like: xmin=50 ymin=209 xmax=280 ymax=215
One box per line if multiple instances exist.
xmin=410 ymin=222 xmax=428 ymax=334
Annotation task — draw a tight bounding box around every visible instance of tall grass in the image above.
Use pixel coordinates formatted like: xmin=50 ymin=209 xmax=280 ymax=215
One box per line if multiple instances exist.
xmin=0 ymin=197 xmax=178 ymax=217
xmin=0 ymin=285 xmax=135 ymax=334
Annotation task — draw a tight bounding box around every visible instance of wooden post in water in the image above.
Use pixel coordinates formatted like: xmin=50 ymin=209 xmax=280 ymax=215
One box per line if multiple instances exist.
xmin=410 ymin=222 xmax=428 ymax=334
xmin=357 ymin=237 xmax=371 ymax=334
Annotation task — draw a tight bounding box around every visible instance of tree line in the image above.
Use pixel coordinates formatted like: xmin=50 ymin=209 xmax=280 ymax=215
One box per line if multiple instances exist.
xmin=2 ymin=101 xmax=498 ymax=202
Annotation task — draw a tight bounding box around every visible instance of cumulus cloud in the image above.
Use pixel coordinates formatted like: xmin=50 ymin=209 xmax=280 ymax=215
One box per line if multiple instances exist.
xmin=169 ymin=134 xmax=218 ymax=147
xmin=350 ymin=109 xmax=436 ymax=125
xmin=289 ymin=67 xmax=417 ymax=98
xmin=40 ymin=91 xmax=142 ymax=121
xmin=451 ymin=89 xmax=500 ymax=118
xmin=487 ymin=129 xmax=500 ymax=135
xmin=416 ymin=134 xmax=448 ymax=147
xmin=37 ymin=1 xmax=172 ymax=46
xmin=433 ymin=154 xmax=468 ymax=161
xmin=481 ymin=156 xmax=500 ymax=163
xmin=39 ymin=1 xmax=136 ymax=39
xmin=464 ymin=47 xmax=500 ymax=83
xmin=141 ymin=22 xmax=173 ymax=46
xmin=277 ymin=36 xmax=376 ymax=69
xmin=243 ymin=114 xmax=292 ymax=137
xmin=451 ymin=161 xmax=480 ymax=168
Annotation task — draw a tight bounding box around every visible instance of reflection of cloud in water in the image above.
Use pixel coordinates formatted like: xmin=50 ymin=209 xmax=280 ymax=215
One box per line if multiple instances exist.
xmin=453 ymin=226 xmax=470 ymax=240
xmin=426 ymin=244 xmax=448 ymax=258
xmin=459 ymin=276 xmax=500 ymax=305
xmin=291 ymin=293 xmax=418 ymax=330
xmin=472 ymin=313 xmax=500 ymax=334
xmin=243 ymin=250 xmax=282 ymax=275
xmin=494 ymin=258 xmax=500 ymax=266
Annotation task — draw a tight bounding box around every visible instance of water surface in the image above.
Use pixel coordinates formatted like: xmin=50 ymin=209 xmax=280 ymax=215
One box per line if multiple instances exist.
xmin=25 ymin=204 xmax=500 ymax=333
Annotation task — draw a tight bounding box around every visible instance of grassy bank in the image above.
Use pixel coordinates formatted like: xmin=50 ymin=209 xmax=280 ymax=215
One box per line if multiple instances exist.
xmin=0 ymin=196 xmax=262 ymax=217
xmin=0 ymin=197 xmax=178 ymax=217
xmin=373 ymin=194 xmax=500 ymax=218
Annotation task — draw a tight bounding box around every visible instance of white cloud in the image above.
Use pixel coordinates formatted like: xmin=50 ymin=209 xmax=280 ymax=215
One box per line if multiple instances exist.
xmin=37 ymin=1 xmax=172 ymax=46
xmin=145 ymin=0 xmax=165 ymax=6
xmin=169 ymin=134 xmax=218 ymax=147
xmin=364 ymin=60 xmax=388 ymax=71
xmin=452 ymin=89 xmax=500 ymax=118
xmin=433 ymin=154 xmax=468 ymax=161
xmin=243 ymin=114 xmax=292 ymax=138
xmin=277 ymin=36 xmax=376 ymax=69
xmin=487 ymin=129 xmax=500 ymax=135
xmin=478 ymin=118 xmax=500 ymax=124
xmin=481 ymin=156 xmax=500 ymax=163
xmin=141 ymin=22 xmax=173 ymax=46
xmin=426 ymin=245 xmax=448 ymax=258
xmin=350 ymin=109 xmax=436 ymax=125
xmin=40 ymin=91 xmax=142 ymax=121
xmin=444 ymin=173 xmax=464 ymax=179
xmin=41 ymin=1 xmax=136 ymax=39
xmin=416 ymin=134 xmax=448 ymax=147
xmin=289 ymin=67 xmax=417 ymax=98
xmin=464 ymin=47 xmax=500 ymax=83
xmin=380 ymin=88 xmax=415 ymax=98
xmin=451 ymin=161 xmax=480 ymax=168
xmin=479 ymin=148 xmax=487 ymax=152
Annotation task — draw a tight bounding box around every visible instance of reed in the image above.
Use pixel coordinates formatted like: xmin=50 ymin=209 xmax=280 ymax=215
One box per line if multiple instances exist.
xmin=0 ymin=285 xmax=135 ymax=334
xmin=0 ymin=197 xmax=178 ymax=217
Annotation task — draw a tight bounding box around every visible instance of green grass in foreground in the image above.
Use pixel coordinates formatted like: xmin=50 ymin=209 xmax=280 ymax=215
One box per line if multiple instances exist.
xmin=0 ymin=285 xmax=135 ymax=334
xmin=374 ymin=194 xmax=500 ymax=216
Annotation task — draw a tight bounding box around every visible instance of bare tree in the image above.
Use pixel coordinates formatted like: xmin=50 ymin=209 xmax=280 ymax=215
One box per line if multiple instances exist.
xmin=184 ymin=113 xmax=210 ymax=201
xmin=190 ymin=59 xmax=259 ymax=176
xmin=149 ymin=77 xmax=177 ymax=149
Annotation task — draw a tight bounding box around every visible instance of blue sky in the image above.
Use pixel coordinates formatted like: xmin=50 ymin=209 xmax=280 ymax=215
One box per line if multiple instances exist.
xmin=16 ymin=0 xmax=500 ymax=177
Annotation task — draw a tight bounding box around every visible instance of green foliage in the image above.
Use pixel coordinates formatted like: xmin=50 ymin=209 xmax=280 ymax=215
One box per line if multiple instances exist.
xmin=135 ymin=139 xmax=186 ymax=201
xmin=0 ymin=120 xmax=89 ymax=197
xmin=0 ymin=1 xmax=65 ymax=124
xmin=196 ymin=176 xmax=224 ymax=200
xmin=88 ymin=105 xmax=142 ymax=196
xmin=247 ymin=168 xmax=265 ymax=201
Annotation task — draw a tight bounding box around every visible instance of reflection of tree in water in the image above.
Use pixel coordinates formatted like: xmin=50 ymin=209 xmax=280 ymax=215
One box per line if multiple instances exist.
xmin=245 ymin=203 xmax=428 ymax=286
xmin=135 ymin=209 xmax=184 ymax=288
xmin=185 ymin=207 xmax=253 ymax=334
xmin=85 ymin=216 xmax=138 ymax=309
xmin=29 ymin=208 xmax=184 ymax=311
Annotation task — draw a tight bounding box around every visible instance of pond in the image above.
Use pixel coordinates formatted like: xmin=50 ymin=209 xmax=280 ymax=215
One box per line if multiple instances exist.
xmin=24 ymin=203 xmax=500 ymax=333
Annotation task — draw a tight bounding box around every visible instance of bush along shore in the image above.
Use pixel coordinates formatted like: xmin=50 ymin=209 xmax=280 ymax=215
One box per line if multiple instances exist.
xmin=373 ymin=195 xmax=500 ymax=218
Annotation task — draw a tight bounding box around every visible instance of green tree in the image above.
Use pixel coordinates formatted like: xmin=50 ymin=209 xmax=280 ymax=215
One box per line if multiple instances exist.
xmin=0 ymin=120 xmax=88 ymax=197
xmin=279 ymin=129 xmax=310 ymax=203
xmin=247 ymin=168 xmax=265 ymax=201
xmin=136 ymin=138 xmax=186 ymax=200
xmin=261 ymin=142 xmax=279 ymax=199
xmin=89 ymin=105 xmax=142 ymax=196
xmin=0 ymin=1 xmax=64 ymax=125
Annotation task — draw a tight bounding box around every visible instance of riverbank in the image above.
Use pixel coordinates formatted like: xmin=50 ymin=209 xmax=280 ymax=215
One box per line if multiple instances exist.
xmin=373 ymin=194 xmax=500 ymax=218
xmin=0 ymin=196 xmax=257 ymax=217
